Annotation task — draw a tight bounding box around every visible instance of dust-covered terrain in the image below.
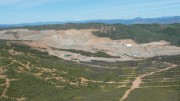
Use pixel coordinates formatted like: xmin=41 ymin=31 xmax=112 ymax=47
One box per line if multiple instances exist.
xmin=0 ymin=28 xmax=180 ymax=62
xmin=0 ymin=23 xmax=179 ymax=101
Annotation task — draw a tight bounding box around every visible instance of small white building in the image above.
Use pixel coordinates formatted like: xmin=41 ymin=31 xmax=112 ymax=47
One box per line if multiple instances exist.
xmin=49 ymin=51 xmax=54 ymax=55
xmin=124 ymin=44 xmax=133 ymax=47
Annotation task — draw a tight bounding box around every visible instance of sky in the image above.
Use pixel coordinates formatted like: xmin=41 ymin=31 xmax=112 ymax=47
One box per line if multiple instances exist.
xmin=0 ymin=0 xmax=180 ymax=24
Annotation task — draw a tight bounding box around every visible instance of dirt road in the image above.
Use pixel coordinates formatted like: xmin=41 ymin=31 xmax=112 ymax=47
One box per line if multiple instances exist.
xmin=120 ymin=64 xmax=177 ymax=101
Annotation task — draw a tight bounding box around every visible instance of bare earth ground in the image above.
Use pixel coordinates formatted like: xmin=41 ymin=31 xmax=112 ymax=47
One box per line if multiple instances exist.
xmin=0 ymin=60 xmax=26 ymax=101
xmin=0 ymin=29 xmax=180 ymax=62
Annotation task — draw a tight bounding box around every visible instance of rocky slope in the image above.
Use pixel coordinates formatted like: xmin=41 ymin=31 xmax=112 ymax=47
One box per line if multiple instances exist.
xmin=0 ymin=29 xmax=180 ymax=62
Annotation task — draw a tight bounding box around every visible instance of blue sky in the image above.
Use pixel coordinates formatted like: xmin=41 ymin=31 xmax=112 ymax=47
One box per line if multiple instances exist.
xmin=0 ymin=0 xmax=180 ymax=24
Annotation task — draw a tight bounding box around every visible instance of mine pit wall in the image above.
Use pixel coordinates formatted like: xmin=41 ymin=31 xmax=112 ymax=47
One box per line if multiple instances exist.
xmin=0 ymin=29 xmax=180 ymax=62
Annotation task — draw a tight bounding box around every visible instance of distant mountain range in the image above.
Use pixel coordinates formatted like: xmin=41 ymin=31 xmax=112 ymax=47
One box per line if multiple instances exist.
xmin=0 ymin=16 xmax=180 ymax=28
xmin=88 ymin=16 xmax=180 ymax=24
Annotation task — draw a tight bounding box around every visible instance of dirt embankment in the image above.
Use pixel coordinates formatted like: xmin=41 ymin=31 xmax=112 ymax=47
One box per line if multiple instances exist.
xmin=0 ymin=29 xmax=180 ymax=62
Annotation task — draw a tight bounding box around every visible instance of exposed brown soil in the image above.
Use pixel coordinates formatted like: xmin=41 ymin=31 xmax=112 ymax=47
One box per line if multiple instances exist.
xmin=0 ymin=29 xmax=180 ymax=62
xmin=119 ymin=64 xmax=177 ymax=101
xmin=0 ymin=60 xmax=26 ymax=101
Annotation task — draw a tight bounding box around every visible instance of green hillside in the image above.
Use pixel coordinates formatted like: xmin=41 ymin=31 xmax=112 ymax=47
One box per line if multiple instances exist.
xmin=0 ymin=40 xmax=179 ymax=101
